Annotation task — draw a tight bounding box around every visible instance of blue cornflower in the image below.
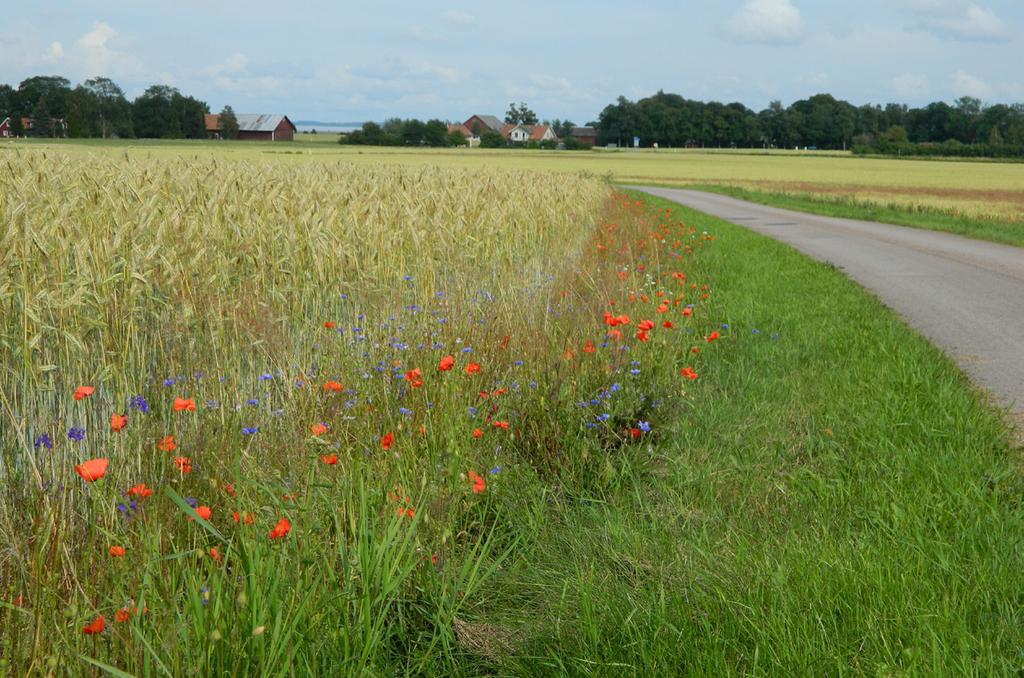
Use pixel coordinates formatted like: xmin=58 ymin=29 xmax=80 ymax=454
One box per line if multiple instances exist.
xmin=461 ymin=347 xmax=473 ymax=354
xmin=259 ymin=373 xmax=272 ymax=381
xmin=596 ymin=413 xmax=610 ymax=422
xmin=752 ymin=328 xmax=761 ymax=334
xmin=403 ymin=274 xmax=413 ymax=281
xmin=200 ymin=585 xmax=210 ymax=607
xmin=129 ymin=395 xmax=150 ymax=413
xmin=609 ymin=383 xmax=622 ymax=393
xmin=67 ymin=427 xmax=85 ymax=442
xmin=399 ymin=407 xmax=413 ymax=416
xmin=630 ymin=368 xmax=641 ymax=375
xmin=529 ymin=381 xmax=538 ymax=389
xmin=162 ymin=378 xmax=175 ymax=387
xmin=490 ymin=466 xmax=501 ymax=475
xmin=590 ymin=398 xmax=601 ymax=406
xmin=721 ymin=323 xmax=729 ymax=330
xmin=246 ymin=398 xmax=259 ymax=406
xmin=184 ymin=496 xmax=198 ymax=508
xmin=637 ymin=421 xmax=651 ymax=432
xmin=512 ymin=360 xmax=524 ymax=366
xmin=340 ymin=293 xmax=348 ymax=299
xmin=34 ymin=433 xmax=53 ymax=450
xmin=586 ymin=422 xmax=598 ymax=429
xmin=242 ymin=427 xmax=258 ymax=435
xmin=468 ymin=406 xmax=478 ymax=416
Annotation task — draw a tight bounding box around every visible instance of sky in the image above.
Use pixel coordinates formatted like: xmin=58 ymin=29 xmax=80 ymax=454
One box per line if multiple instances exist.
xmin=2 ymin=0 xmax=1022 ymax=124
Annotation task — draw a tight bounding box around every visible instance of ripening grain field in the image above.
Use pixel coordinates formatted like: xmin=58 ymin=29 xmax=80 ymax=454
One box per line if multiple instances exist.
xmin=0 ymin=149 xmax=721 ymax=673
xmin=2 ymin=146 xmax=1022 ymax=675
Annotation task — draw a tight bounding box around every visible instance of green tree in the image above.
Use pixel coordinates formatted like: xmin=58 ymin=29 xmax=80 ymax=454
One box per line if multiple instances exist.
xmin=479 ymin=130 xmax=506 ymax=148
xmin=219 ymin=105 xmax=239 ymax=139
xmin=505 ymin=102 xmax=537 ymax=125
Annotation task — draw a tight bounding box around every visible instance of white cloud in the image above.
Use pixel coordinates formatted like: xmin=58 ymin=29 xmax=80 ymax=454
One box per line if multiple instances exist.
xmin=949 ymin=69 xmax=993 ymax=98
xmin=205 ymin=52 xmax=249 ymax=76
xmin=890 ymin=73 xmax=930 ymax=98
xmin=723 ymin=0 xmax=806 ymax=45
xmin=74 ymin=21 xmax=146 ymax=78
xmin=907 ymin=2 xmax=1014 ymax=41
xmin=42 ymin=41 xmax=64 ymax=64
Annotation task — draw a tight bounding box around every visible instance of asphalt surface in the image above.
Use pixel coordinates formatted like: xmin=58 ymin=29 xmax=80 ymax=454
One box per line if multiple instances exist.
xmin=631 ymin=186 xmax=1024 ymax=419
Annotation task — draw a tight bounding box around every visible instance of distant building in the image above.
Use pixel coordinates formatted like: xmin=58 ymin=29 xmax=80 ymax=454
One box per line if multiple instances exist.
xmin=463 ymin=115 xmax=505 ymax=136
xmin=205 ymin=113 xmax=297 ymax=141
xmin=529 ymin=124 xmax=557 ymax=142
xmin=569 ymin=126 xmax=598 ymax=146
xmin=0 ymin=117 xmax=9 ymax=137
xmin=502 ymin=123 xmax=531 ymax=144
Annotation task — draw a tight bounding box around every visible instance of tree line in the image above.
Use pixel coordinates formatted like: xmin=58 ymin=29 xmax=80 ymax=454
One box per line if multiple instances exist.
xmin=595 ymin=91 xmax=1024 ymax=156
xmin=0 ymin=75 xmax=229 ymax=139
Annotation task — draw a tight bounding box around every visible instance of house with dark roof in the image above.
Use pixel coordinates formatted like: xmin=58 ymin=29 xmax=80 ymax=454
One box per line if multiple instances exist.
xmin=205 ymin=113 xmax=297 ymax=141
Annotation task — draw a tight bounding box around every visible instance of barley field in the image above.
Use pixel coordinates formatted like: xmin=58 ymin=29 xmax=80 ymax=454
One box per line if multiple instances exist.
xmin=8 ymin=136 xmax=1024 ymax=225
xmin=0 ymin=148 xmax=720 ymax=673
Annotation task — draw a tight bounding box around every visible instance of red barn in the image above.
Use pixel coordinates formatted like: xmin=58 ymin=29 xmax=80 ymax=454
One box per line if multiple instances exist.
xmin=237 ymin=114 xmax=296 ymax=141
xmin=0 ymin=117 xmax=10 ymax=137
xmin=569 ymin=126 xmax=598 ymax=146
xmin=205 ymin=113 xmax=296 ymax=141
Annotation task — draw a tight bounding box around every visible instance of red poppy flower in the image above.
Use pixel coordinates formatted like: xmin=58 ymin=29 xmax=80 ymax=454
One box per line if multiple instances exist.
xmin=680 ymin=367 xmax=699 ymax=380
xmin=157 ymin=435 xmax=176 ymax=452
xmin=233 ymin=511 xmax=254 ymax=525
xmin=492 ymin=420 xmax=509 ymax=430
xmin=469 ymin=471 xmax=486 ymax=495
xmin=173 ymin=397 xmax=196 ymax=412
xmin=472 ymin=428 xmax=483 ymax=439
xmin=110 ymin=413 xmax=127 ymax=432
xmin=73 ymin=385 xmax=95 ymax=401
xmin=115 ymin=607 xmax=132 ymax=623
xmin=268 ymin=517 xmax=291 ymax=539
xmin=637 ymin=319 xmax=655 ymax=331
xmin=323 ymin=321 xmax=337 ymax=329
xmin=706 ymin=331 xmax=720 ymax=342
xmin=174 ymin=456 xmax=192 ymax=474
xmin=682 ymin=308 xmax=693 ymax=317
xmin=438 ymin=355 xmax=455 ymax=372
xmin=606 ymin=329 xmax=623 ymax=341
xmin=380 ymin=432 xmax=394 ymax=450
xmin=404 ymin=368 xmax=423 ymax=388
xmin=323 ymin=380 xmax=343 ymax=393
xmin=635 ymin=330 xmax=650 ymax=342
xmin=209 ymin=547 xmax=221 ymax=561
xmin=630 ymin=427 xmax=642 ymax=440
xmin=582 ymin=340 xmax=596 ymax=353
xmin=310 ymin=422 xmax=327 ymax=436
xmin=321 ymin=454 xmax=338 ymax=465
xmin=222 ymin=483 xmax=236 ymax=497
xmin=127 ymin=483 xmax=153 ymax=498
xmin=83 ymin=614 xmax=105 ymax=635
xmin=662 ymin=321 xmax=674 ymax=329
xmin=397 ymin=506 xmax=415 ymax=519
xmin=194 ymin=506 xmax=212 ymax=521
xmin=75 ymin=458 xmax=108 ymax=482
xmin=109 ymin=545 xmax=125 ymax=557
xmin=465 ymin=362 xmax=481 ymax=375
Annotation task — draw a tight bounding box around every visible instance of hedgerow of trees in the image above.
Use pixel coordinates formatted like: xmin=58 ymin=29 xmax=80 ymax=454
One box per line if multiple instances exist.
xmin=595 ymin=91 xmax=1024 ymax=157
xmin=1 ymin=74 xmax=213 ymax=139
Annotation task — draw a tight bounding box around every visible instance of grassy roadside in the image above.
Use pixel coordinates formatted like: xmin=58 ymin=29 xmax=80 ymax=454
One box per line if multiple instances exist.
xmin=686 ymin=183 xmax=1024 ymax=248
xmin=462 ymin=193 xmax=1023 ymax=674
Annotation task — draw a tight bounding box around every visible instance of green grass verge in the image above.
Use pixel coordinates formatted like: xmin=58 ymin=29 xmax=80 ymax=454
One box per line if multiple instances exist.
xmin=462 ymin=193 xmax=1023 ymax=674
xmin=686 ymin=184 xmax=1024 ymax=249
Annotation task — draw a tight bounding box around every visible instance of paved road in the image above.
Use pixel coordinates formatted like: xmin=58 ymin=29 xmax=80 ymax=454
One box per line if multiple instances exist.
xmin=631 ymin=186 xmax=1024 ymax=419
